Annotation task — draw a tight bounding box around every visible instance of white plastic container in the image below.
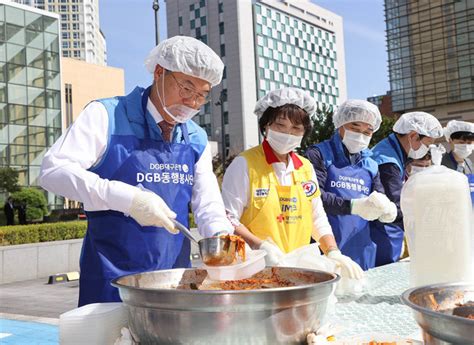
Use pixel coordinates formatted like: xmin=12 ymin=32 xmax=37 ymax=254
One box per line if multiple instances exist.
xmin=202 ymin=250 xmax=266 ymax=280
xmin=401 ymin=164 xmax=473 ymax=287
xmin=59 ymin=302 xmax=128 ymax=345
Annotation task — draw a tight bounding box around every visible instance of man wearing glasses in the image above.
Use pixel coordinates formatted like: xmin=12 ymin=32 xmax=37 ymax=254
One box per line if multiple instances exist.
xmin=39 ymin=36 xmax=233 ymax=306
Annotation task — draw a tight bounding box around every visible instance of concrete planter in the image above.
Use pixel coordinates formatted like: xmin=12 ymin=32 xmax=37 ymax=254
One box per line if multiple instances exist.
xmin=0 ymin=239 xmax=83 ymax=284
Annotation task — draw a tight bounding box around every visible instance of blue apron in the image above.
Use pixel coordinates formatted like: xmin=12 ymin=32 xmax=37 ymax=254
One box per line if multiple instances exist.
xmin=78 ymin=87 xmax=196 ymax=306
xmin=370 ymin=133 xmax=405 ymax=266
xmin=448 ymin=152 xmax=474 ymax=204
xmin=469 ymin=175 xmax=474 ymax=205
xmin=314 ymin=132 xmax=378 ymax=270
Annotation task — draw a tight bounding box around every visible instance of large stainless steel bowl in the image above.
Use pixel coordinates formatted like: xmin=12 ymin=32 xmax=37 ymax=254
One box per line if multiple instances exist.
xmin=111 ymin=267 xmax=339 ymax=345
xmin=401 ymin=282 xmax=474 ymax=344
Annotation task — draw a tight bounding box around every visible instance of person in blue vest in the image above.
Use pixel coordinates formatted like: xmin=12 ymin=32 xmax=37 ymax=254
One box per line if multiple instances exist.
xmin=371 ymin=112 xmax=443 ymax=266
xmin=305 ymin=100 xmax=397 ymax=271
xmin=441 ymin=120 xmax=474 ymax=202
xmin=39 ymin=36 xmax=233 ymax=306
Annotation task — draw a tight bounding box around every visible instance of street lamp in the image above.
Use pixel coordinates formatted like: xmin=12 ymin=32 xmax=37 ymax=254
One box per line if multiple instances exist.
xmin=215 ymin=89 xmax=227 ymax=170
xmin=152 ymin=1 xmax=160 ymax=45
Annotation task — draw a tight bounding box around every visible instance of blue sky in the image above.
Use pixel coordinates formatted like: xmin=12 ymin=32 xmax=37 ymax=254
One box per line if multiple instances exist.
xmin=99 ymin=0 xmax=389 ymax=100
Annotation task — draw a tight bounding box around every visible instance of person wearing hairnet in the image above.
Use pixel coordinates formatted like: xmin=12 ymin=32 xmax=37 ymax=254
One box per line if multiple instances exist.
xmin=442 ymin=120 xmax=474 ymax=202
xmin=305 ymin=100 xmax=396 ymax=271
xmin=371 ymin=112 xmax=443 ymax=266
xmin=39 ymin=36 xmax=233 ymax=306
xmin=222 ymin=88 xmax=364 ymax=280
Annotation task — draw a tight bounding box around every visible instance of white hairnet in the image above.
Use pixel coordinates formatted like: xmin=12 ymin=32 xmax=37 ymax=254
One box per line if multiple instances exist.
xmin=254 ymin=87 xmax=316 ymax=117
xmin=393 ymin=111 xmax=443 ymax=138
xmin=144 ymin=35 xmax=224 ymax=87
xmin=333 ymin=99 xmax=382 ymax=131
xmin=444 ymin=120 xmax=474 ymax=141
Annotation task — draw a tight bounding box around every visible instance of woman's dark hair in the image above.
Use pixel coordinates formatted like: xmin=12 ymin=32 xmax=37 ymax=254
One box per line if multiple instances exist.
xmin=450 ymin=131 xmax=474 ymax=141
xmin=258 ymin=104 xmax=312 ymax=137
xmin=406 ymin=151 xmax=431 ymax=166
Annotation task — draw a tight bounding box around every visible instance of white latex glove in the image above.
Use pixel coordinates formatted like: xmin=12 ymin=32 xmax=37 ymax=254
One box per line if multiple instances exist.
xmin=366 ymin=191 xmax=397 ymax=223
xmin=326 ymin=250 xmax=364 ymax=280
xmin=351 ymin=191 xmax=386 ymax=220
xmin=259 ymin=240 xmax=285 ymax=266
xmin=128 ymin=190 xmax=177 ymax=234
xmin=378 ymin=201 xmax=397 ymax=223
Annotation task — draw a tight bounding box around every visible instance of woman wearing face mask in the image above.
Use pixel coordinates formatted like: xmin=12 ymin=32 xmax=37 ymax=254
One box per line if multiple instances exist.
xmin=305 ymin=100 xmax=396 ymax=270
xmin=222 ymin=88 xmax=363 ymax=280
xmin=406 ymin=152 xmax=432 ymax=177
xmin=370 ymin=112 xmax=443 ymax=266
xmin=441 ymin=120 xmax=474 ymax=202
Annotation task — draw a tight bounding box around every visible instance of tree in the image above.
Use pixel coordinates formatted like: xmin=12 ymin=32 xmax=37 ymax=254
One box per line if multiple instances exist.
xmin=298 ymin=106 xmax=398 ymax=154
xmin=370 ymin=115 xmax=398 ymax=148
xmin=11 ymin=188 xmax=48 ymax=222
xmin=0 ymin=167 xmax=20 ymax=194
xmin=298 ymin=104 xmax=335 ymax=154
xmin=212 ymin=153 xmax=238 ymax=185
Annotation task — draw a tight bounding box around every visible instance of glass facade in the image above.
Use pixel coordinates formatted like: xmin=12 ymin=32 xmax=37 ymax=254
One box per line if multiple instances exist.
xmin=0 ymin=3 xmax=62 ymax=206
xmin=253 ymin=3 xmax=340 ymax=109
xmin=386 ymin=0 xmax=474 ymax=112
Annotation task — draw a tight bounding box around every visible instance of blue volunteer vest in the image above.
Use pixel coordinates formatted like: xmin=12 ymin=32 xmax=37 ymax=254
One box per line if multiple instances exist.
xmin=313 ymin=132 xmax=378 ymax=270
xmin=78 ymin=86 xmax=207 ymax=306
xmin=370 ymin=133 xmax=405 ymax=266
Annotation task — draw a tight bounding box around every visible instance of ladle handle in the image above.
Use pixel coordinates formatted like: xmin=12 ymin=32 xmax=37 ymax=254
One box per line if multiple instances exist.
xmin=171 ymin=219 xmax=199 ymax=244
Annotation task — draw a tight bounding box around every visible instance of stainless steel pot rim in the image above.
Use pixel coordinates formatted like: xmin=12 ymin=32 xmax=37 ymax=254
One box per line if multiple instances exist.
xmin=401 ymin=281 xmax=474 ymax=325
xmin=111 ymin=266 xmax=340 ymax=295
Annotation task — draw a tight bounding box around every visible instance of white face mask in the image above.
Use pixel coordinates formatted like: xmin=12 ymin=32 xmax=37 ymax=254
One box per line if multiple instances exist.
xmin=408 ymin=137 xmax=430 ymax=159
xmin=266 ymin=128 xmax=303 ymax=155
xmin=155 ymin=73 xmax=200 ymax=123
xmin=453 ymin=144 xmax=473 ymax=160
xmin=342 ymin=129 xmax=371 ymax=154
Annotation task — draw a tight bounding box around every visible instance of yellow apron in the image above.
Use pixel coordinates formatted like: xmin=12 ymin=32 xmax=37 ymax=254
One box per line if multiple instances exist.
xmin=240 ymin=145 xmax=321 ymax=253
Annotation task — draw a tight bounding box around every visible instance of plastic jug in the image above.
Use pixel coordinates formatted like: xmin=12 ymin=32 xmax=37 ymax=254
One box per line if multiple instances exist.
xmin=59 ymin=303 xmax=128 ymax=345
xmin=401 ymin=146 xmax=473 ymax=287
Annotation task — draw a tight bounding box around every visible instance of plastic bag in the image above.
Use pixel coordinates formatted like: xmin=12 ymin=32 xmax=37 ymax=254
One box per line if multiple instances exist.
xmin=277 ymin=244 xmax=367 ymax=296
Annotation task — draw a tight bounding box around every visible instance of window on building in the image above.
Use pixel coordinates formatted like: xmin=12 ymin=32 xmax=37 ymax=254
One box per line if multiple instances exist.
xmin=65 ymin=83 xmax=73 ymax=127
xmin=223 ymin=111 xmax=229 ymax=125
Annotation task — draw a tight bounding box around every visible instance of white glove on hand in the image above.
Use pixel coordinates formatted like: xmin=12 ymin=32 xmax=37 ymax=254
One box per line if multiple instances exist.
xmin=259 ymin=240 xmax=285 ymax=266
xmin=128 ymin=190 xmax=177 ymax=234
xmin=351 ymin=197 xmax=382 ymax=221
xmin=378 ymin=201 xmax=397 ymax=223
xmin=366 ymin=191 xmax=397 ymax=223
xmin=326 ymin=250 xmax=364 ymax=280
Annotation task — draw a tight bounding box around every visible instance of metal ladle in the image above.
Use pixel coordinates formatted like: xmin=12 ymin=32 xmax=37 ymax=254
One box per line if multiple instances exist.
xmin=172 ymin=219 xmax=238 ymax=266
